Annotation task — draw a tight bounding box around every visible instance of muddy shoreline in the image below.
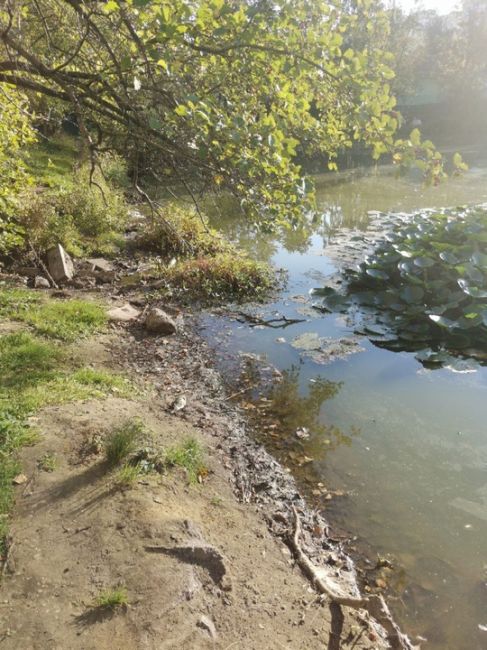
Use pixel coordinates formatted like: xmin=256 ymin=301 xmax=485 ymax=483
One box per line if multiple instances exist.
xmin=116 ymin=301 xmax=418 ymax=649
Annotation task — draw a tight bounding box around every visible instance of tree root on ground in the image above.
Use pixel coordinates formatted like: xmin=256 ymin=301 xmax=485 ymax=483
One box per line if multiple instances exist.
xmin=288 ymin=506 xmax=419 ymax=650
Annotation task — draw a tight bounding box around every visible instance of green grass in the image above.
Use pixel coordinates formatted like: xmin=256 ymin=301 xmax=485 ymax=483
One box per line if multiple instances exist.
xmin=37 ymin=452 xmax=57 ymax=472
xmin=165 ymin=438 xmax=206 ymax=484
xmin=0 ymin=288 xmax=41 ymax=318
xmin=24 ymin=135 xmax=79 ymax=188
xmin=0 ymin=289 xmax=108 ymax=342
xmin=113 ymin=463 xmax=143 ymax=488
xmin=104 ymin=419 xmax=143 ymax=467
xmin=0 ymin=332 xmax=63 ymax=390
xmin=20 ymin=300 xmax=107 ymax=341
xmin=95 ymin=586 xmax=128 ymax=608
xmin=0 ymin=296 xmax=132 ymax=554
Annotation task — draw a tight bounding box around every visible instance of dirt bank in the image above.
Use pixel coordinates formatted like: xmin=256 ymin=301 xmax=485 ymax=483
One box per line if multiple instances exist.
xmin=0 ymin=290 xmax=410 ymax=649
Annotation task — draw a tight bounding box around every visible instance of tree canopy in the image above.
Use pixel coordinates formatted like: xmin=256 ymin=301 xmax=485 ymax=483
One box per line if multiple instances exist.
xmin=0 ymin=0 xmax=458 ymax=227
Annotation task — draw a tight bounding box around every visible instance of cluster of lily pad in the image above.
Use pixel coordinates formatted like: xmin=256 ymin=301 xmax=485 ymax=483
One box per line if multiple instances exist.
xmin=312 ymin=205 xmax=487 ymax=369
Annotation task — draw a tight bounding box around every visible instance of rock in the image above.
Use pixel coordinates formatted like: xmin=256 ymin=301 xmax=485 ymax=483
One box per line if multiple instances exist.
xmin=197 ymin=615 xmax=217 ymax=640
xmin=12 ymin=474 xmax=28 ymax=485
xmin=144 ymin=307 xmax=177 ymax=335
xmin=72 ymin=277 xmax=96 ymax=289
xmin=108 ymin=303 xmax=141 ymax=322
xmin=94 ymin=270 xmax=117 ymax=284
xmin=86 ymin=257 xmax=115 ymax=273
xmin=170 ymin=395 xmax=186 ymax=412
xmin=47 ymin=244 xmax=74 ymax=283
xmin=15 ymin=266 xmax=39 ymax=278
xmin=34 ymin=276 xmax=50 ymax=289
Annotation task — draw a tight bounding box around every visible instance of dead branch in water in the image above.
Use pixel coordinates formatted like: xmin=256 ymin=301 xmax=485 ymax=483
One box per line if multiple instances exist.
xmin=235 ymin=311 xmax=305 ymax=329
xmin=289 ymin=506 xmax=420 ymax=650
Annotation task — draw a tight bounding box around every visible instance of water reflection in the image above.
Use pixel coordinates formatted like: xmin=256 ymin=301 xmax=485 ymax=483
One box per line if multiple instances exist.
xmin=201 ymin=163 xmax=487 ymax=650
xmin=235 ymin=361 xmax=358 ymax=488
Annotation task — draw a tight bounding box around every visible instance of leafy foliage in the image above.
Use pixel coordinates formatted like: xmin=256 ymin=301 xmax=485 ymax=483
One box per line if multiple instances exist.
xmin=0 ymin=86 xmax=36 ymax=254
xmin=164 ymin=252 xmax=277 ymax=303
xmin=0 ymin=0 xmax=458 ymax=229
xmin=314 ymin=206 xmax=487 ymax=367
xmin=17 ymin=154 xmax=129 ymax=256
xmin=136 ymin=203 xmax=231 ymax=258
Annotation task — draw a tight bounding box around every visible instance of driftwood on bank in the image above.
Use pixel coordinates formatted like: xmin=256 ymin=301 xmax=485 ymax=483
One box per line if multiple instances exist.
xmin=289 ymin=506 xmax=419 ymax=650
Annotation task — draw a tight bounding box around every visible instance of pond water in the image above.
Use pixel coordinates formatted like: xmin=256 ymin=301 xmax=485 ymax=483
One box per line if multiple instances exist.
xmin=200 ymin=164 xmax=487 ymax=649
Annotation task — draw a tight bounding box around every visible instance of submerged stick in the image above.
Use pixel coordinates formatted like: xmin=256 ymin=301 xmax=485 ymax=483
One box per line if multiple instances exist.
xmin=289 ymin=506 xmax=419 ymax=650
xmin=289 ymin=505 xmax=367 ymax=608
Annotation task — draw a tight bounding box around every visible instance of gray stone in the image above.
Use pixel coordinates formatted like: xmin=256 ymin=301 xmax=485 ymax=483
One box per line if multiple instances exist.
xmin=108 ymin=303 xmax=141 ymax=322
xmin=144 ymin=307 xmax=177 ymax=335
xmin=47 ymin=244 xmax=74 ymax=283
xmin=86 ymin=257 xmax=115 ymax=273
xmin=34 ymin=276 xmax=50 ymax=289
xmin=15 ymin=266 xmax=38 ymax=278
xmin=94 ymin=270 xmax=117 ymax=284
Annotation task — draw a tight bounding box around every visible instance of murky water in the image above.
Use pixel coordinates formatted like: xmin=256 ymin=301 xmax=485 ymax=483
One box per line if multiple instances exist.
xmin=200 ymin=164 xmax=487 ymax=649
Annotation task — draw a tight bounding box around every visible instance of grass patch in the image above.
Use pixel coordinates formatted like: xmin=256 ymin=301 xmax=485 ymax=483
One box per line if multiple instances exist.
xmin=0 ymin=332 xmax=63 ymax=390
xmin=24 ymin=135 xmax=79 ymax=188
xmin=0 ymin=289 xmax=108 ymax=341
xmin=20 ymin=300 xmax=107 ymax=341
xmin=135 ymin=203 xmax=278 ymax=303
xmin=165 ymin=438 xmax=206 ymax=484
xmin=0 ymin=304 xmax=132 ymax=553
xmin=113 ymin=462 xmax=144 ymax=488
xmin=0 ymin=287 xmax=41 ymax=318
xmin=104 ymin=419 xmax=144 ymax=467
xmin=95 ymin=586 xmax=128 ymax=609
xmin=165 ymin=252 xmax=276 ymax=303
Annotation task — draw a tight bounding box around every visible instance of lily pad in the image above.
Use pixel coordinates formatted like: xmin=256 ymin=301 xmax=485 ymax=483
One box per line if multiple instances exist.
xmin=400 ymin=286 xmax=425 ymax=304
xmin=414 ymin=256 xmax=436 ymax=268
xmin=322 ymin=205 xmax=487 ymax=368
xmin=366 ymin=268 xmax=389 ymax=280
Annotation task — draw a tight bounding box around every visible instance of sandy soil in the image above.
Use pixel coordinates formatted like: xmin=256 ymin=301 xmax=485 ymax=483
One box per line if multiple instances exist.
xmin=0 ymin=322 xmax=388 ymax=649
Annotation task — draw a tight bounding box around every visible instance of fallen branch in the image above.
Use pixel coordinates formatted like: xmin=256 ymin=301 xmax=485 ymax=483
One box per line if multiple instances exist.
xmin=289 ymin=506 xmax=419 ymax=650
xmin=28 ymin=240 xmax=58 ymax=289
xmin=235 ymin=311 xmax=306 ymax=329
xmin=289 ymin=505 xmax=367 ymax=608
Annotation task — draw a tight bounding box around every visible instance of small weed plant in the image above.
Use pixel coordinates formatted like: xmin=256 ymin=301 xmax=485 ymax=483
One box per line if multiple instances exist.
xmin=104 ymin=419 xmax=144 ymax=467
xmin=165 ymin=438 xmax=206 ymax=484
xmin=37 ymin=453 xmax=57 ymax=472
xmin=113 ymin=463 xmax=144 ymax=488
xmin=95 ymin=586 xmax=128 ymax=609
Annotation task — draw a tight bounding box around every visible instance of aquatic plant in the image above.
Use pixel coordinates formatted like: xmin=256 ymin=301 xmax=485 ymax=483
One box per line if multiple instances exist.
xmin=313 ymin=206 xmax=487 ymax=368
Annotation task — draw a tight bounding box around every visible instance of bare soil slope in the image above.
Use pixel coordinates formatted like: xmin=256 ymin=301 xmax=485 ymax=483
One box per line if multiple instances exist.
xmin=0 ymin=317 xmax=386 ymax=649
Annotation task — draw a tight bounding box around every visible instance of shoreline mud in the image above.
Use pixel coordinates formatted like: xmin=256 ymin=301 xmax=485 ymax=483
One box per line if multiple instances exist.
xmin=118 ymin=304 xmax=419 ymax=649
xmin=0 ymin=270 xmax=417 ymax=648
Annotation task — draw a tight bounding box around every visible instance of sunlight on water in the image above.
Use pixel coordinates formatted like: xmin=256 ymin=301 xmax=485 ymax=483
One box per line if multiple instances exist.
xmin=202 ymin=164 xmax=487 ymax=649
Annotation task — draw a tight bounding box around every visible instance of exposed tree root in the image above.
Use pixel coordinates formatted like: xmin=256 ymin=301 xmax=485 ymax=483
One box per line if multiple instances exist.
xmin=289 ymin=506 xmax=419 ymax=650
